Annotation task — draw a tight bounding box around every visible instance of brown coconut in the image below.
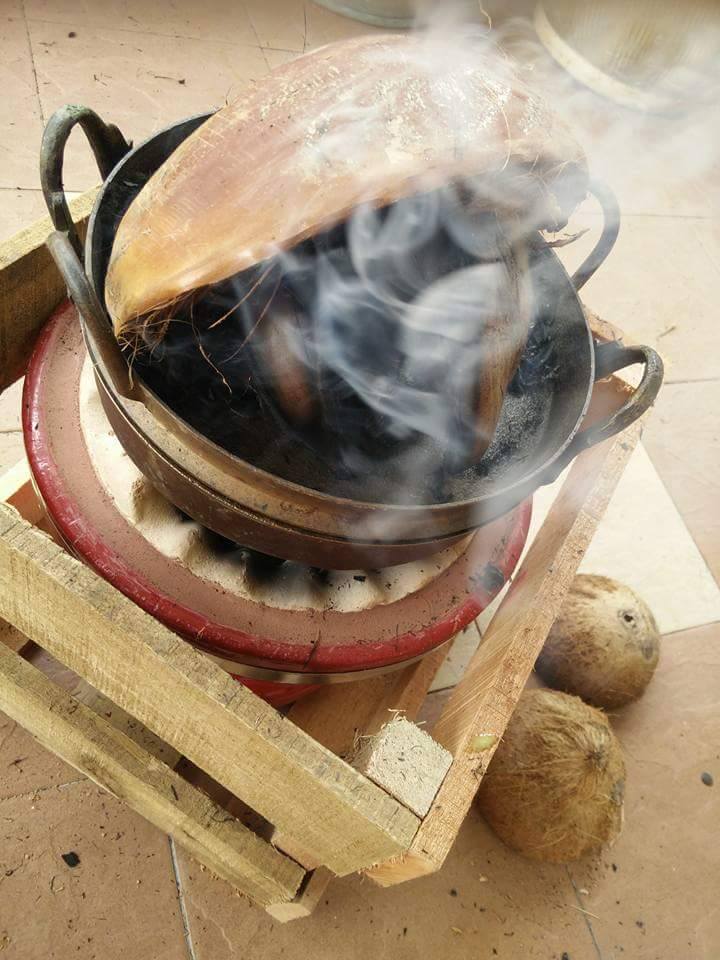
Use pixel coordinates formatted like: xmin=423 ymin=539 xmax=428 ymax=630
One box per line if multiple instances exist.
xmin=477 ymin=689 xmax=625 ymax=862
xmin=537 ymin=574 xmax=660 ymax=709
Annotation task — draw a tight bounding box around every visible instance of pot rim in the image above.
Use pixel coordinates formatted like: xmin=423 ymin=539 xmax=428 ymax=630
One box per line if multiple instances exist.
xmin=83 ymin=113 xmax=595 ymax=528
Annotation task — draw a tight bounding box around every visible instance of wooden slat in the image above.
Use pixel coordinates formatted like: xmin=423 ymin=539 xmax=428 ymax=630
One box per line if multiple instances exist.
xmin=265 ymin=867 xmax=334 ymax=923
xmin=367 ymin=420 xmax=643 ymax=886
xmin=0 ymin=642 xmax=304 ymax=906
xmin=0 ymin=618 xmax=31 ymax=654
xmin=0 ymin=189 xmax=97 ymax=391
xmin=288 ymin=643 xmax=449 ymax=758
xmin=0 ymin=459 xmax=45 ymax=526
xmin=351 ymin=716 xmax=452 ymax=818
xmin=268 ymin=644 xmax=448 ymax=878
xmin=0 ymin=505 xmax=419 ymax=876
xmin=0 ymin=459 xmax=40 ymax=656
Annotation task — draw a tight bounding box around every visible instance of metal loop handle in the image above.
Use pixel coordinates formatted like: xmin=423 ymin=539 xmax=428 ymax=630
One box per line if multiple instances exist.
xmin=571 ymin=179 xmax=621 ymax=291
xmin=46 ymin=231 xmax=137 ymax=400
xmin=40 ymin=105 xmax=132 ymax=257
xmin=570 ymin=339 xmax=664 ymax=453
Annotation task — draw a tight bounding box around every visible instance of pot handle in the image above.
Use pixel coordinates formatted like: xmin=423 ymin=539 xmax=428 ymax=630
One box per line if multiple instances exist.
xmin=562 ymin=339 xmax=664 ymax=463
xmin=40 ymin=107 xmax=136 ymax=400
xmin=570 ymin=179 xmax=620 ymax=291
xmin=46 ymin=231 xmax=138 ymax=400
xmin=40 ymin=105 xmax=132 ymax=257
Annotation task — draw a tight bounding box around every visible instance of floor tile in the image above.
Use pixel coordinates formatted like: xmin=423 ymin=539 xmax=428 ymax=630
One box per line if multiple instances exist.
xmin=495 ymin=19 xmax=720 ymax=218
xmin=29 ymin=20 xmax=268 ymax=191
xmin=246 ymin=0 xmax=388 ymax=52
xmin=177 ymin=803 xmax=595 ymax=959
xmin=643 ymin=380 xmax=720 ymax=587
xmin=556 ymin=213 xmax=720 ymax=382
xmin=26 ymin=0 xmax=257 ymax=45
xmin=0 ymin=708 xmax=82 ymax=801
xmin=474 ymin=442 xmax=720 ymax=645
xmin=568 ymin=621 xmax=720 ymax=960
xmin=262 ymin=47 xmax=301 ymax=69
xmin=304 ymin=1 xmax=390 ymax=47
xmin=0 ymin=379 xmax=23 ymax=432
xmin=244 ymin=0 xmax=307 ymax=51
xmin=0 ymin=17 xmax=44 ymax=190
xmin=430 ymin=622 xmax=481 ymax=692
xmin=0 ymin=779 xmax=188 ymax=960
xmin=575 ymin=442 xmax=720 ymax=634
xmin=0 ymin=188 xmax=48 ymax=242
xmin=0 ymin=431 xmax=25 ymax=471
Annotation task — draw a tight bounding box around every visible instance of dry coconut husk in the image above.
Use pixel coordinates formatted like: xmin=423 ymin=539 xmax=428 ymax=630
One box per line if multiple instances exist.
xmin=105 ymin=32 xmax=588 ymax=346
xmin=477 ymin=689 xmax=625 ymax=862
xmin=537 ymin=574 xmax=660 ymax=709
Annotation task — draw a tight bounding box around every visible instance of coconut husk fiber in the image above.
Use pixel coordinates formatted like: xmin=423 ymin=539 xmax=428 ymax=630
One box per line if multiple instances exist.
xmin=477 ymin=688 xmax=625 ymax=862
xmin=104 ymin=33 xmax=588 ymax=346
xmin=537 ymin=574 xmax=661 ymax=709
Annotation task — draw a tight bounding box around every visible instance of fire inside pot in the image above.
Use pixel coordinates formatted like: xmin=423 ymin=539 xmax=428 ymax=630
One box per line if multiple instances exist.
xmin=127 ymin=193 xmax=560 ymax=506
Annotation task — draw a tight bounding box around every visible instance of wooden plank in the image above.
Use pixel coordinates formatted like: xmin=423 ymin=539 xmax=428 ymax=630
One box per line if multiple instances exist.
xmin=268 ymin=644 xmax=447 ymax=880
xmin=266 ymin=867 xmax=334 ymax=923
xmin=367 ymin=420 xmax=643 ymax=886
xmin=0 ymin=641 xmax=304 ymax=906
xmin=44 ymin=660 xmax=182 ymax=767
xmin=0 ymin=505 xmax=419 ymax=876
xmin=351 ymin=716 xmax=452 ymax=818
xmin=0 ymin=189 xmax=97 ymax=390
xmin=0 ymin=618 xmax=31 ymax=654
xmin=288 ymin=643 xmax=449 ymax=758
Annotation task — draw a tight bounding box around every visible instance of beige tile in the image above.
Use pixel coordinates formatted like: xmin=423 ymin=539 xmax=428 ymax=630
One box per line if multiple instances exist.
xmin=0 ymin=779 xmax=188 ymax=960
xmin=26 ymin=0 xmax=257 ymax=44
xmin=29 ymin=20 xmax=268 ymax=191
xmin=0 ymin=378 xmax=23 ymax=432
xmin=555 ymin=213 xmax=720 ymax=382
xmin=0 ymin=18 xmax=44 ymax=190
xmin=1 ymin=1 xmax=25 ymax=16
xmin=246 ymin=0 xmax=388 ymax=52
xmin=0 ymin=709 xmax=82 ymax=801
xmin=0 ymin=431 xmax=25 ymax=472
xmin=0 ymin=188 xmax=48 ymax=242
xmin=474 ymin=443 xmax=720 ymax=644
xmin=568 ymin=622 xmax=720 ymax=960
xmin=496 ymin=23 xmax=720 ymax=218
xmin=244 ymin=0 xmax=307 ymax=51
xmin=263 ymin=47 xmax=301 ymax=70
xmin=643 ymin=380 xmax=720 ymax=586
xmin=178 ymin=804 xmax=595 ymax=959
xmin=304 ymin=1 xmax=391 ymax=48
xmin=577 ymin=442 xmax=720 ymax=634
xmin=430 ymin=622 xmax=481 ymax=692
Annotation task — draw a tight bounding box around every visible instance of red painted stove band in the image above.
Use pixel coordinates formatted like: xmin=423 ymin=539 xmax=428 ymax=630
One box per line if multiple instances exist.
xmin=24 ymin=302 xmax=531 ymax=681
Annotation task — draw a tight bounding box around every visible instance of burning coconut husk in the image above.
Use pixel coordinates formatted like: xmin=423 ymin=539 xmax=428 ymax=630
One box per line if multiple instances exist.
xmin=103 ymin=32 xmax=588 ymax=472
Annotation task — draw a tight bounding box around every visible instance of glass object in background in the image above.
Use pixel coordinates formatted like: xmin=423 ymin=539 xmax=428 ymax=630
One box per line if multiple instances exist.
xmin=535 ymin=0 xmax=720 ymax=111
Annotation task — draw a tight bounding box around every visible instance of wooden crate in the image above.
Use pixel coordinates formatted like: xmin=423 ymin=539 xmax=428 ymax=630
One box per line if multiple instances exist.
xmin=0 ymin=195 xmax=644 ymax=920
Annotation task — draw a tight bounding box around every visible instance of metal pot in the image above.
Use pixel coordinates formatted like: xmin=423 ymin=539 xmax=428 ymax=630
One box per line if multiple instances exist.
xmin=41 ymin=105 xmax=663 ymax=568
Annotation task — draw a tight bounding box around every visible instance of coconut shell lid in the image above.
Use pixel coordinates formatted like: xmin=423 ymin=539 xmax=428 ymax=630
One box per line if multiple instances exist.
xmin=105 ymin=33 xmax=589 ymax=339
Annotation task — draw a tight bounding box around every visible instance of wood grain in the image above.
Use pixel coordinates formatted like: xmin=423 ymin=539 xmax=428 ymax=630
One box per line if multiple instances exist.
xmin=0 ymin=641 xmax=304 ymax=906
xmin=0 ymin=505 xmax=419 ymax=876
xmin=265 ymin=867 xmax=335 ymax=923
xmin=288 ymin=644 xmax=449 ymax=758
xmin=367 ymin=419 xmax=643 ymax=886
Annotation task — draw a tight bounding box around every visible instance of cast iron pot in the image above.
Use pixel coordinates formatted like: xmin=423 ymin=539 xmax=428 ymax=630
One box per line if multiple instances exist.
xmin=40 ymin=105 xmax=663 ymax=569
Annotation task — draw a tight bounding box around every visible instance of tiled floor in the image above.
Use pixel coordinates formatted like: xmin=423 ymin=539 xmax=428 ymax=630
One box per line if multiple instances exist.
xmin=0 ymin=3 xmax=718 ymax=959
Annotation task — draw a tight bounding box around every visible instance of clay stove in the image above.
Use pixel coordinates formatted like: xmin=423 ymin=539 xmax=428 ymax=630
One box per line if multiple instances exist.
xmin=22 ymin=303 xmax=531 ymax=706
